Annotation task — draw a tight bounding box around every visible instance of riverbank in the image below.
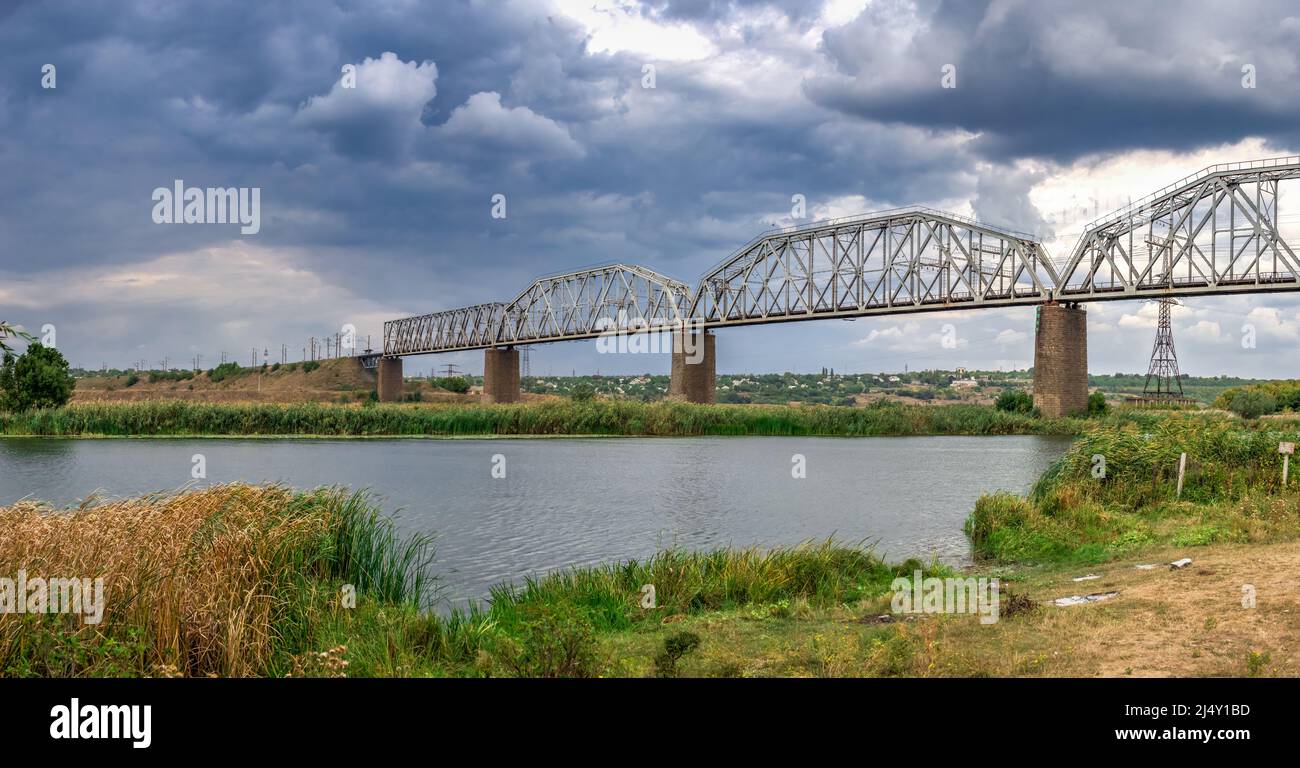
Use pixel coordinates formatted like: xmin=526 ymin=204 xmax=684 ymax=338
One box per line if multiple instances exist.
xmin=5 ymin=429 xmax=1298 ymax=677
xmin=0 ymin=399 xmax=1084 ymax=438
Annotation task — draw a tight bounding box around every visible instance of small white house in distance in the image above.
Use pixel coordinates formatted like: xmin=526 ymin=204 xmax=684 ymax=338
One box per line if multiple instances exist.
xmin=952 ymin=378 xmax=979 ymax=389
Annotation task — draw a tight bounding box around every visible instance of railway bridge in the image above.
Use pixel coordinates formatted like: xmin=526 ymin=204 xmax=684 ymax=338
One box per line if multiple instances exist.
xmin=381 ymin=157 xmax=1300 ymax=416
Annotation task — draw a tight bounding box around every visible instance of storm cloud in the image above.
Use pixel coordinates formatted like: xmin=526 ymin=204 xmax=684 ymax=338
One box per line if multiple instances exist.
xmin=1 ymin=0 xmax=1298 ymax=378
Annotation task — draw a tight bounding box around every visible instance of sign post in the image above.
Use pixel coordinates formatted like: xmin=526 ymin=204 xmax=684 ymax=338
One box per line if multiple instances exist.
xmin=1281 ymin=442 xmax=1295 ymax=486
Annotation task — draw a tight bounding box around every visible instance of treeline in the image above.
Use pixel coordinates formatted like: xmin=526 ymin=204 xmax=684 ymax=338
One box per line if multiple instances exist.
xmin=1213 ymin=381 xmax=1300 ymax=418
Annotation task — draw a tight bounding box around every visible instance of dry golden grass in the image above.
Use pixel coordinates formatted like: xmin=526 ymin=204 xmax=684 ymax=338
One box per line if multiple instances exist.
xmin=0 ymin=485 xmax=337 ymax=677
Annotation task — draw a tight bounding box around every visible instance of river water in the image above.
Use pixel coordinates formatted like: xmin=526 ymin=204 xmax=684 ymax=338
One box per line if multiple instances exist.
xmin=0 ymin=435 xmax=1070 ymax=607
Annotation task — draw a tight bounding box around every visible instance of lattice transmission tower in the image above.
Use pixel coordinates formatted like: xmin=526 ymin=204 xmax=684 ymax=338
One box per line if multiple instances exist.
xmin=1142 ymin=299 xmax=1183 ymax=398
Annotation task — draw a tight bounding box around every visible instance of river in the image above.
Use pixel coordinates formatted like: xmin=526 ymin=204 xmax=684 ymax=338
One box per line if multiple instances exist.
xmin=0 ymin=435 xmax=1070 ymax=607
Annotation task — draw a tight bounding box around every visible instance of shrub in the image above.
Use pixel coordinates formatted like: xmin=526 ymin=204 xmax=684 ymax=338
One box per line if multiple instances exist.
xmin=432 ymin=376 xmax=470 ymax=394
xmin=995 ymin=389 xmax=1034 ymax=414
xmin=570 ymin=382 xmax=596 ymax=402
xmin=207 ymin=362 xmax=242 ymax=383
xmin=124 ymin=374 xmax=140 ymax=388
xmin=1088 ymin=391 xmax=1108 ymax=417
xmin=653 ymin=631 xmax=702 ymax=677
xmin=495 ymin=603 xmax=598 ymax=678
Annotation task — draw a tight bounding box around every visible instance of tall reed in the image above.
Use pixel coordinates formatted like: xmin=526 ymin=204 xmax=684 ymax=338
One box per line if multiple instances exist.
xmin=0 ymin=399 xmax=1078 ymax=437
xmin=0 ymin=484 xmax=433 ymax=677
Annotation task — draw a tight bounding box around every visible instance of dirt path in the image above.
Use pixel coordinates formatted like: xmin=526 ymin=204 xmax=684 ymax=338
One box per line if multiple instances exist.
xmin=1030 ymin=541 xmax=1300 ymax=677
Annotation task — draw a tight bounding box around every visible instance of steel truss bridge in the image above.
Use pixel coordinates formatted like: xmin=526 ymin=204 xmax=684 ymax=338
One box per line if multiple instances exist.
xmin=384 ymin=156 xmax=1300 ymax=356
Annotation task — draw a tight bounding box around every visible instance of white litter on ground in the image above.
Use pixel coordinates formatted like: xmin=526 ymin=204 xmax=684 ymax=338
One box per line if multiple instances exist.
xmin=1135 ymin=564 xmax=1158 ymax=570
xmin=1170 ymin=558 xmax=1193 ymax=569
xmin=1053 ymin=591 xmax=1121 ymax=607
xmin=1072 ymin=574 xmax=1101 ymax=582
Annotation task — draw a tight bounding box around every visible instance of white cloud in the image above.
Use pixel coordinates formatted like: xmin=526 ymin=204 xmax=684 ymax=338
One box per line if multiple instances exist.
xmin=550 ymin=0 xmax=718 ymax=61
xmin=439 ymin=91 xmax=585 ymax=158
xmin=994 ymin=328 xmax=1028 ymax=345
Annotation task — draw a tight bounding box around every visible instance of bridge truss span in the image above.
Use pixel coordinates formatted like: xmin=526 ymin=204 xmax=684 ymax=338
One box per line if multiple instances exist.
xmin=383 ymin=263 xmax=694 ymax=355
xmin=1055 ymin=156 xmax=1300 ymax=299
xmin=690 ymin=207 xmax=1058 ymax=326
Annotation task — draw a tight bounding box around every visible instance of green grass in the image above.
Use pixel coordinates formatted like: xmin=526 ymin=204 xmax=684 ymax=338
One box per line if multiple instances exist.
xmin=329 ymin=541 xmax=952 ymax=677
xmin=0 ymin=399 xmax=1083 ymax=438
xmin=966 ymin=413 xmax=1300 ymax=564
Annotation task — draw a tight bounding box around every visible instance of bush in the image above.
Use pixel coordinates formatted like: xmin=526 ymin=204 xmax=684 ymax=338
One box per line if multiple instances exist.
xmin=569 ymin=382 xmax=596 ymax=402
xmin=302 ymin=360 xmax=321 ymax=374
xmin=432 ymin=376 xmax=470 ymax=394
xmin=995 ymin=389 xmax=1034 ymax=414
xmin=653 ymin=631 xmax=702 ymax=677
xmin=495 ymin=603 xmax=598 ymax=678
xmin=207 ymin=362 xmax=242 ymax=383
xmin=1088 ymin=391 xmax=1108 ymax=417
xmin=0 ymin=343 xmax=75 ymax=411
xmin=124 ymin=374 xmax=140 ymax=388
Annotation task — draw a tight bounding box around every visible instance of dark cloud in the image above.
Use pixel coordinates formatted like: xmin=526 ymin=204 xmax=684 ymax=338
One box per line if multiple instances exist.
xmin=1 ymin=0 xmax=1298 ymax=377
xmin=806 ymin=0 xmax=1300 ymax=161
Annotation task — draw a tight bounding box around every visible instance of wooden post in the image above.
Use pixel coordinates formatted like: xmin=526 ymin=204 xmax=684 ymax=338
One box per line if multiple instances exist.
xmin=1176 ymin=452 xmax=1187 ymax=498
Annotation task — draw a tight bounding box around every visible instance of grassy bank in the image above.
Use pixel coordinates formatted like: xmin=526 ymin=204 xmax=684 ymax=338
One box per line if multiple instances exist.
xmin=5 ymin=477 xmax=1295 ymax=677
xmin=967 ymin=413 xmax=1300 ymax=564
xmin=0 ymin=399 xmax=1081 ymax=438
xmin=0 ymin=484 xmax=947 ymax=677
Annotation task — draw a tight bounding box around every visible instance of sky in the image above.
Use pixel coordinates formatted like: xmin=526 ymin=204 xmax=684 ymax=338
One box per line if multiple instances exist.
xmin=2 ymin=0 xmax=1300 ymax=378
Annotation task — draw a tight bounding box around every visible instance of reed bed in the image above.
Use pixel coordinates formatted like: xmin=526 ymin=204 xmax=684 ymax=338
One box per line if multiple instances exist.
xmin=0 ymin=484 xmax=432 ymax=677
xmin=0 ymin=399 xmax=1077 ymax=437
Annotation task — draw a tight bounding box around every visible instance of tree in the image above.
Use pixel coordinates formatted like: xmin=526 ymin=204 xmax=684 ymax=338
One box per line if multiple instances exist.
xmin=569 ymin=382 xmax=596 ymax=401
xmin=1228 ymin=390 xmax=1276 ymax=420
xmin=0 ymin=342 xmax=75 ymax=411
xmin=0 ymin=321 xmax=33 ymax=357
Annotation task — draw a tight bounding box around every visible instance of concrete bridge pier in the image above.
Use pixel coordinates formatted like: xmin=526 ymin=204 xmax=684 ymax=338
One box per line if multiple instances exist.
xmin=377 ymin=357 xmax=403 ymax=403
xmin=669 ymin=329 xmax=716 ymax=404
xmin=1033 ymin=302 xmax=1088 ymax=417
xmin=483 ymin=346 xmax=521 ymax=404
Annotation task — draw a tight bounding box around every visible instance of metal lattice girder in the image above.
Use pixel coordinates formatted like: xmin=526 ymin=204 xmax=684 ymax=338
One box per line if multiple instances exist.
xmin=494 ymin=263 xmax=692 ymax=345
xmin=383 ymin=156 xmax=1300 ymax=356
xmin=690 ymin=206 xmax=1057 ymax=326
xmin=1056 ymin=155 xmax=1300 ymax=299
xmin=383 ymin=264 xmax=692 ymax=355
xmin=383 ymin=302 xmax=507 ymax=355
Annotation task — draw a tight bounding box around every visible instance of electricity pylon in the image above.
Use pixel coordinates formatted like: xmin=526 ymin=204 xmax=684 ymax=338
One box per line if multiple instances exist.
xmin=1142 ymin=299 xmax=1183 ymax=398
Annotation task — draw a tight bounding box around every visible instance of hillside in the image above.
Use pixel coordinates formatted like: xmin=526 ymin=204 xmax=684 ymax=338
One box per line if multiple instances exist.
xmin=73 ymin=358 xmax=473 ymax=405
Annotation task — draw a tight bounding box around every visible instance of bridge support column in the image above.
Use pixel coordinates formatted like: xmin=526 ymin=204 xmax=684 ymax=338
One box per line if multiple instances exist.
xmin=1033 ymin=303 xmax=1088 ymax=418
xmin=669 ymin=330 xmax=715 ymax=404
xmin=483 ymin=347 xmax=521 ymax=404
xmin=377 ymin=357 xmax=403 ymax=403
